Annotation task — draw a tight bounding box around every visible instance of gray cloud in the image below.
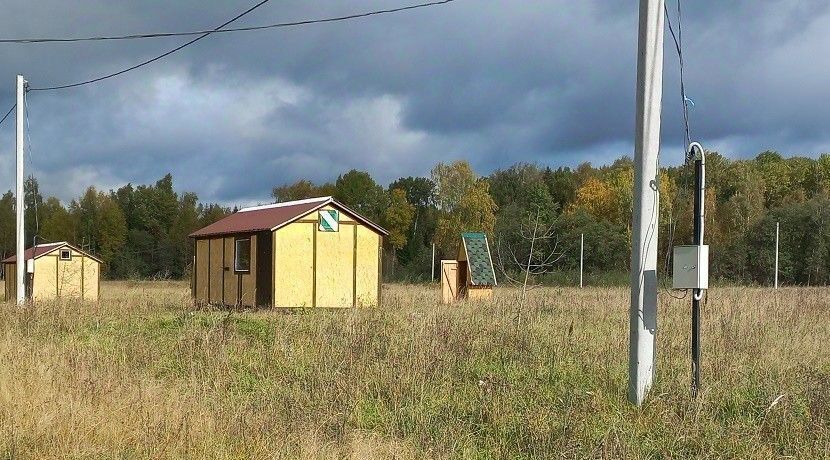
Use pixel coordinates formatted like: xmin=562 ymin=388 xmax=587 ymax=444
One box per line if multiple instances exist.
xmin=1 ymin=0 xmax=830 ymax=205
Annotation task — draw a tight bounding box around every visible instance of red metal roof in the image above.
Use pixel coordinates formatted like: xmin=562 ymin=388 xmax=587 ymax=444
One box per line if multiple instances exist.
xmin=2 ymin=242 xmax=64 ymax=263
xmin=188 ymin=196 xmax=388 ymax=238
xmin=2 ymin=242 xmax=103 ymax=264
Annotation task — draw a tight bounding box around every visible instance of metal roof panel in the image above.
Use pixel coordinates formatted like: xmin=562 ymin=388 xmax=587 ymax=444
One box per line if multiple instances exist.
xmin=189 ymin=196 xmax=388 ymax=238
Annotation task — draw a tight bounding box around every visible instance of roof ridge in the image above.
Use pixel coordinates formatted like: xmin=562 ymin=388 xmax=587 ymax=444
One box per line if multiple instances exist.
xmin=2 ymin=241 xmax=104 ymax=264
xmin=189 ymin=196 xmax=388 ymax=238
xmin=238 ymin=196 xmax=331 ymax=213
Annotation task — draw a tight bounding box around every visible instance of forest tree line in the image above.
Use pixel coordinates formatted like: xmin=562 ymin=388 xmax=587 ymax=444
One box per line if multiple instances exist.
xmin=1 ymin=150 xmax=829 ymax=285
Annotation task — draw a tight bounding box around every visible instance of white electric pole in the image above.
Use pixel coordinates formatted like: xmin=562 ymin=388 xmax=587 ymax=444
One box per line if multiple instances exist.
xmin=629 ymin=0 xmax=664 ymax=406
xmin=579 ymin=233 xmax=584 ymax=288
xmin=15 ymin=75 xmax=26 ymax=304
xmin=431 ymin=243 xmax=436 ymax=282
xmin=774 ymin=222 xmax=779 ymax=289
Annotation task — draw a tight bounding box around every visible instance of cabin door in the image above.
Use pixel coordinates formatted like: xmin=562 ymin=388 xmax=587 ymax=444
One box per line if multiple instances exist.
xmin=25 ymin=272 xmax=33 ymax=299
xmin=256 ymin=231 xmax=273 ymax=307
xmin=457 ymin=261 xmax=469 ymax=299
xmin=441 ymin=260 xmax=459 ymax=303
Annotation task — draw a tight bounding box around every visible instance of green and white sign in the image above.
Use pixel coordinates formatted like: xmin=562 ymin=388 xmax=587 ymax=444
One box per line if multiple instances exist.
xmin=319 ymin=209 xmax=339 ymax=232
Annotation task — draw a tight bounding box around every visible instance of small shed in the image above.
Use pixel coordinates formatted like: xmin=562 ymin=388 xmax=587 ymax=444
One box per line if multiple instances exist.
xmin=441 ymin=232 xmax=497 ymax=303
xmin=189 ymin=196 xmax=388 ymax=308
xmin=3 ymin=242 xmax=102 ymax=302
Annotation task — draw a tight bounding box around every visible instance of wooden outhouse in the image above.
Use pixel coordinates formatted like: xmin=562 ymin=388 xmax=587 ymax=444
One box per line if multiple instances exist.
xmin=189 ymin=196 xmax=387 ymax=308
xmin=3 ymin=242 xmax=102 ymax=302
xmin=441 ymin=232 xmax=497 ymax=303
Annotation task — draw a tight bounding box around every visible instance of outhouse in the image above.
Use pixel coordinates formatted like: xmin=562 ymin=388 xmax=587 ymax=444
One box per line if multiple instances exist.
xmin=3 ymin=242 xmax=102 ymax=302
xmin=441 ymin=232 xmax=497 ymax=303
xmin=189 ymin=196 xmax=387 ymax=308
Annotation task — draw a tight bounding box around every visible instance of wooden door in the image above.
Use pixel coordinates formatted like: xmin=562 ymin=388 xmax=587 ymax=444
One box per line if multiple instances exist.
xmin=255 ymin=231 xmax=273 ymax=307
xmin=208 ymin=238 xmax=224 ymax=304
xmin=458 ymin=261 xmax=468 ymax=299
xmin=441 ymin=260 xmax=458 ymax=304
xmin=223 ymin=237 xmax=238 ymax=306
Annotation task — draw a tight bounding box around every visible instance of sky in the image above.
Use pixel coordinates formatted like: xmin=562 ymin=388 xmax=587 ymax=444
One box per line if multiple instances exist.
xmin=1 ymin=0 xmax=829 ymax=207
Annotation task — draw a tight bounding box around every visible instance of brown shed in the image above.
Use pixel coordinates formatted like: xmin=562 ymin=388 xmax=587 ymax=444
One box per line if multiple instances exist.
xmin=189 ymin=196 xmax=387 ymax=308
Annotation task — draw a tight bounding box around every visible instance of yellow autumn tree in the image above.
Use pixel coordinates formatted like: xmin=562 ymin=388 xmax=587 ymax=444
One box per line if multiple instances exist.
xmin=383 ymin=188 xmax=415 ymax=250
xmin=571 ymin=163 xmax=634 ymax=231
xmin=431 ymin=161 xmax=497 ymax=255
xmin=572 ymin=176 xmax=615 ymax=219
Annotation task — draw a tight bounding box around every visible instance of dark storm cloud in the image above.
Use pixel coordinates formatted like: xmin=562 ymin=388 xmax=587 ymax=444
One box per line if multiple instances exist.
xmin=0 ymin=0 xmax=829 ymax=204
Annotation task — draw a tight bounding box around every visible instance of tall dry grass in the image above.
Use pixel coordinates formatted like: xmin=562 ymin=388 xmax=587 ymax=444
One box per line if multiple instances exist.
xmin=0 ymin=281 xmax=828 ymax=458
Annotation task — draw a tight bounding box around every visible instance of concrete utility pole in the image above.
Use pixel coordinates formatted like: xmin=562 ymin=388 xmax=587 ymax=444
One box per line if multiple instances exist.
xmin=774 ymin=222 xmax=779 ymax=289
xmin=431 ymin=243 xmax=436 ymax=282
xmin=629 ymin=0 xmax=664 ymax=406
xmin=579 ymin=233 xmax=584 ymax=288
xmin=15 ymin=75 xmax=26 ymax=304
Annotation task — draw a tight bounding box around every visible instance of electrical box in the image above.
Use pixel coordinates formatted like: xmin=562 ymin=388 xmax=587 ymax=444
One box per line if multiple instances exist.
xmin=672 ymin=245 xmax=709 ymax=290
xmin=26 ymin=259 xmax=34 ymax=274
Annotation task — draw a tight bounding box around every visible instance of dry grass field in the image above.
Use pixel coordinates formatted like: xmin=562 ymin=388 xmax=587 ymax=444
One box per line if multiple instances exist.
xmin=0 ymin=281 xmax=828 ymax=459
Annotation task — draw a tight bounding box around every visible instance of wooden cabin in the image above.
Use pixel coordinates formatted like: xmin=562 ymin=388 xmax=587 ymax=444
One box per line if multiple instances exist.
xmin=189 ymin=196 xmax=387 ymax=308
xmin=3 ymin=242 xmax=102 ymax=302
xmin=441 ymin=232 xmax=497 ymax=303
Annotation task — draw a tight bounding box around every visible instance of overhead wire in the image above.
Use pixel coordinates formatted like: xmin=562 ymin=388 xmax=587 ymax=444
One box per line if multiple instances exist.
xmin=24 ymin=90 xmax=40 ymax=238
xmin=29 ymin=0 xmax=274 ymax=91
xmin=665 ymin=0 xmax=692 ymax=151
xmin=0 ymin=104 xmax=14 ymax=127
xmin=1 ymin=0 xmax=455 ymax=44
xmin=29 ymin=0 xmax=456 ymax=92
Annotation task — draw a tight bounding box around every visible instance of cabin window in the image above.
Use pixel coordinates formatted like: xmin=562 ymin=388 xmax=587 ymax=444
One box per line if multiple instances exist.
xmin=60 ymin=249 xmax=71 ymax=260
xmin=235 ymin=238 xmax=251 ymax=272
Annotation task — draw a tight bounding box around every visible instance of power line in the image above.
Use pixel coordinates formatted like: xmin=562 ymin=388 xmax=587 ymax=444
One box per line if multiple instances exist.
xmin=30 ymin=0 xmax=274 ymax=91
xmin=24 ymin=91 xmax=40 ymax=237
xmin=29 ymin=0 xmax=457 ymax=92
xmin=1 ymin=0 xmax=455 ymax=44
xmin=665 ymin=0 xmax=692 ymax=152
xmin=0 ymin=104 xmax=14 ymax=127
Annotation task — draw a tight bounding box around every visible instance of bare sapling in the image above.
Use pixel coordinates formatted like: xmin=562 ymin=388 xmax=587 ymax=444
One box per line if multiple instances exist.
xmin=496 ymin=206 xmax=564 ymax=307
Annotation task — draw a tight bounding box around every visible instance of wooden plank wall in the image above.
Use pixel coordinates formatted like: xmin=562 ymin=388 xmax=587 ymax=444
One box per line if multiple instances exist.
xmin=208 ymin=238 xmax=223 ymax=304
xmin=193 ymin=234 xmax=258 ymax=307
xmin=241 ymin=236 xmax=257 ymax=306
xmin=194 ymin=239 xmax=209 ymax=301
xmin=4 ymin=263 xmax=14 ymax=301
xmin=223 ymin=237 xmax=238 ymax=305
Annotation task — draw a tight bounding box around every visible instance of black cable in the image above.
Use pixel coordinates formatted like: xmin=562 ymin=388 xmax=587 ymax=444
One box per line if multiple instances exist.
xmin=24 ymin=91 xmax=40 ymax=237
xmin=665 ymin=0 xmax=692 ymax=153
xmin=1 ymin=0 xmax=455 ymax=44
xmin=660 ymin=1 xmax=695 ymax=300
xmin=0 ymin=104 xmax=14 ymax=127
xmin=30 ymin=0 xmax=274 ymax=91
